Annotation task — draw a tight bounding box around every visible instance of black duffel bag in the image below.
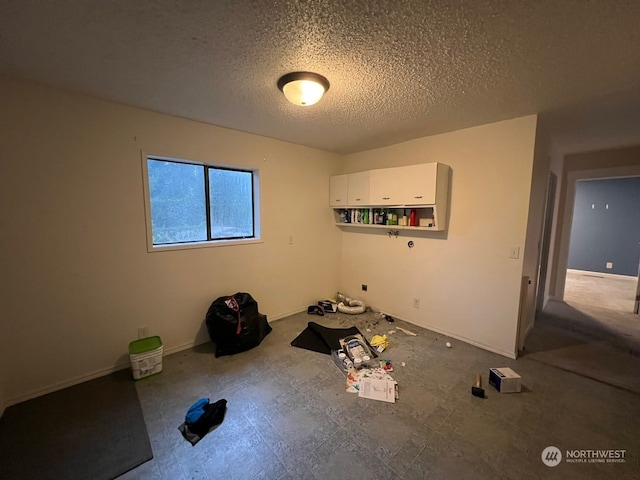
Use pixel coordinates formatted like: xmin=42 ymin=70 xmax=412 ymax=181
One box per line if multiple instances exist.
xmin=205 ymin=292 xmax=272 ymax=357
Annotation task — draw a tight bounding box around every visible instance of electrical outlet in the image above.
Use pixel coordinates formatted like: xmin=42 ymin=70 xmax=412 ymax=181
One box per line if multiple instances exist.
xmin=138 ymin=326 xmax=149 ymax=339
xmin=509 ymin=246 xmax=520 ymax=259
xmin=361 ymin=284 xmax=368 ymax=291
xmin=606 ymin=262 xmax=613 ymax=269
xmin=413 ymin=298 xmax=420 ymax=309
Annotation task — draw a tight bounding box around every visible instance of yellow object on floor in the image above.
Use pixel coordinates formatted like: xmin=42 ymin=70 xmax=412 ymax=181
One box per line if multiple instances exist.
xmin=370 ymin=334 xmax=389 ymax=352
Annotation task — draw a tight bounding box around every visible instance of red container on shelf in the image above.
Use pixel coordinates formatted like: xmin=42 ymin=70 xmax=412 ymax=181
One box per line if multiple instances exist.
xmin=409 ymin=209 xmax=417 ymax=226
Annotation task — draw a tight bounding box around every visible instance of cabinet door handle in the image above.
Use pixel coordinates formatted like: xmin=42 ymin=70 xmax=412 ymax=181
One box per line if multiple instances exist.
xmin=335 ymin=199 xmax=342 ymax=202
xmin=355 ymin=198 xmax=361 ymax=201
xmin=414 ymin=196 xmax=423 ymax=199
xmin=382 ymin=197 xmax=390 ymax=200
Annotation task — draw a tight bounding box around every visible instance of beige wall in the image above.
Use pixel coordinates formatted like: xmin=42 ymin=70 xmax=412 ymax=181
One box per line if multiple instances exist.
xmin=0 ymin=77 xmax=343 ymax=405
xmin=340 ymin=116 xmax=538 ymax=357
xmin=0 ymin=76 xmax=540 ymax=410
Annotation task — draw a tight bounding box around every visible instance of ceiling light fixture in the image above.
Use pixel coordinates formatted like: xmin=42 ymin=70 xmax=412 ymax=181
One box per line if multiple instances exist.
xmin=277 ymin=72 xmax=330 ymax=106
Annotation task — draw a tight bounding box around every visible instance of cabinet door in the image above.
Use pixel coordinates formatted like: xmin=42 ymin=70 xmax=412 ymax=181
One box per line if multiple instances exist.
xmin=399 ymin=163 xmax=437 ymax=204
xmin=347 ymin=171 xmax=370 ymax=205
xmin=329 ymin=174 xmax=348 ymax=206
xmin=370 ymin=168 xmax=404 ymax=205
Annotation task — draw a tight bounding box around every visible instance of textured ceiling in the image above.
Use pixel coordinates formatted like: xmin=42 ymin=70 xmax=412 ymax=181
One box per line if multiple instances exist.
xmin=1 ymin=1 xmax=640 ymax=154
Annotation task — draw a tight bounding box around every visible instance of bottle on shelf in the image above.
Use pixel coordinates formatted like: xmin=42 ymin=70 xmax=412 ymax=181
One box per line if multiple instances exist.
xmin=409 ymin=209 xmax=417 ymax=226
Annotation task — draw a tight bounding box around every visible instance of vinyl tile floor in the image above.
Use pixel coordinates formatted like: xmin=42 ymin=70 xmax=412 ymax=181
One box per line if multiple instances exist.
xmin=122 ymin=311 xmax=640 ymax=480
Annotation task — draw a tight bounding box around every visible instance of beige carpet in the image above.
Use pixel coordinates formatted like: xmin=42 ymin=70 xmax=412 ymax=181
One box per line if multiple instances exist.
xmin=524 ymin=271 xmax=640 ymax=394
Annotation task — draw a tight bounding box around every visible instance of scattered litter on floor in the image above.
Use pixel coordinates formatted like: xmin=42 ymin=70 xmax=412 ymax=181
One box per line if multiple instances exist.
xmin=370 ymin=334 xmax=389 ymax=352
xmin=346 ymin=367 xmax=398 ymax=402
xmin=366 ymin=328 xmax=371 ymax=332
xmin=388 ymin=330 xmax=396 ymax=335
xmin=401 ymin=362 xmax=406 ymax=367
xmin=396 ymin=326 xmax=417 ymax=336
xmin=379 ymin=359 xmax=393 ymax=371
xmin=318 ymin=299 xmax=338 ymax=313
xmin=446 ymin=342 xmax=452 ymax=348
xmin=358 ymin=377 xmax=397 ymax=403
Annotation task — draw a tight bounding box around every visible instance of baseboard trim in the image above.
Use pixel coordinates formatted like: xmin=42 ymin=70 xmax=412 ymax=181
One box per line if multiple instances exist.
xmin=5 ymin=363 xmax=130 ymax=408
xmin=268 ymin=306 xmax=308 ymax=321
xmin=368 ymin=306 xmax=517 ymax=359
xmin=567 ymin=268 xmax=636 ymax=280
xmin=5 ymin=308 xmax=307 ymax=408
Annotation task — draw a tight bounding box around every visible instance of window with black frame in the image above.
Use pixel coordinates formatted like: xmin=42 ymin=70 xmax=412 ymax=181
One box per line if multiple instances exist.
xmin=146 ymin=157 xmax=256 ymax=247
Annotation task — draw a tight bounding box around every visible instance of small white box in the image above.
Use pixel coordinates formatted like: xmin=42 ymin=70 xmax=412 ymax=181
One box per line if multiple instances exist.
xmin=489 ymin=367 xmax=521 ymax=393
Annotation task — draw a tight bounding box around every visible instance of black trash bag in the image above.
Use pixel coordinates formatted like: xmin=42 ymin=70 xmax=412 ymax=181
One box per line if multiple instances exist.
xmin=205 ymin=292 xmax=272 ymax=357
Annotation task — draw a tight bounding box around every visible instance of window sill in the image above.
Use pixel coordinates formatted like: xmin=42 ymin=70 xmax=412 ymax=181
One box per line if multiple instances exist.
xmin=147 ymin=237 xmax=263 ymax=253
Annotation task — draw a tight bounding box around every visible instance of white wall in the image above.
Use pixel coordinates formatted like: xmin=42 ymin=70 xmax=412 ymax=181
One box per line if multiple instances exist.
xmin=339 ymin=116 xmax=538 ymax=357
xmin=0 ymin=77 xmax=343 ymax=406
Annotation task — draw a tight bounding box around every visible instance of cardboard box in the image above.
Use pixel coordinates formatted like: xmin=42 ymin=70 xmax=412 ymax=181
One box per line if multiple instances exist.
xmin=489 ymin=367 xmax=521 ymax=393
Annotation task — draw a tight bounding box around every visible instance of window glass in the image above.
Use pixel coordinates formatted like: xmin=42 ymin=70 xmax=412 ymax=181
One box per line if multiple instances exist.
xmin=145 ymin=157 xmax=256 ymax=248
xmin=147 ymin=159 xmax=207 ymax=245
xmin=209 ymin=169 xmax=254 ymax=239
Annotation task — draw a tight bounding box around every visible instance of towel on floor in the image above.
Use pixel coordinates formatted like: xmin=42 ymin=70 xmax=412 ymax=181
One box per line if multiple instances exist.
xmin=178 ymin=398 xmax=227 ymax=446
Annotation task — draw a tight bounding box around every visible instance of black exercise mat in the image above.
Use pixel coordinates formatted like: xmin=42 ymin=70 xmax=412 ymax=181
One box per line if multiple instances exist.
xmin=290 ymin=321 xmax=377 ymax=356
xmin=0 ymin=369 xmax=153 ymax=480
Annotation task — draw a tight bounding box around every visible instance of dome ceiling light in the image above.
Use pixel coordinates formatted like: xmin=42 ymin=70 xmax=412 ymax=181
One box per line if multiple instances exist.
xmin=277 ymin=72 xmax=330 ymax=106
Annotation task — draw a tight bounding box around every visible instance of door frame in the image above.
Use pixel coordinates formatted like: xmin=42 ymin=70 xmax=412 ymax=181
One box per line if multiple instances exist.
xmin=535 ymin=172 xmax=557 ymax=313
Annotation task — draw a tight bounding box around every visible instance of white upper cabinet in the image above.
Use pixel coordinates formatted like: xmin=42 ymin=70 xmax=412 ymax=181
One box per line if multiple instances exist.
xmin=347 ymin=171 xmax=370 ymax=205
xmin=369 ymin=167 xmax=405 ymax=205
xmin=330 ymin=162 xmax=451 ymax=232
xmin=329 ymin=174 xmax=348 ymax=206
xmin=371 ymin=163 xmax=441 ymax=205
xmin=399 ymin=163 xmax=438 ymax=205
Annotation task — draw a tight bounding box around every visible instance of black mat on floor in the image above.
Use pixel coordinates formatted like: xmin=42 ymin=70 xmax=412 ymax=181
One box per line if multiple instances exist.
xmin=0 ymin=369 xmax=153 ymax=480
xmin=290 ymin=321 xmax=376 ymax=355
